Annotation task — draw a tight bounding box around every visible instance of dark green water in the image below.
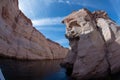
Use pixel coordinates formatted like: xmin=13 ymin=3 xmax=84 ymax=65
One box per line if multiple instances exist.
xmin=0 ymin=58 xmax=68 ymax=80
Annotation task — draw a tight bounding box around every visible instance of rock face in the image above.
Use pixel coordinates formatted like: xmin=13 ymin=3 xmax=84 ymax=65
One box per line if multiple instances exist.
xmin=0 ymin=0 xmax=68 ymax=60
xmin=62 ymin=8 xmax=120 ymax=79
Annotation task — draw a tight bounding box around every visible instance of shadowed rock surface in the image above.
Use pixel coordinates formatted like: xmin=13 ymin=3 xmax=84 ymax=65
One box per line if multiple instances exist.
xmin=61 ymin=8 xmax=120 ymax=80
xmin=0 ymin=0 xmax=68 ymax=60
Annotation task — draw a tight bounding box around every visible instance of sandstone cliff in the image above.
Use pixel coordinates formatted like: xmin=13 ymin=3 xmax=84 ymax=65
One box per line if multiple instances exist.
xmin=61 ymin=8 xmax=120 ymax=80
xmin=0 ymin=0 xmax=68 ymax=60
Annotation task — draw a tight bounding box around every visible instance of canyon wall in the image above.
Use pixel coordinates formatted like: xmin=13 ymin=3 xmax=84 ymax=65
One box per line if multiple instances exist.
xmin=0 ymin=0 xmax=68 ymax=60
xmin=62 ymin=8 xmax=120 ymax=80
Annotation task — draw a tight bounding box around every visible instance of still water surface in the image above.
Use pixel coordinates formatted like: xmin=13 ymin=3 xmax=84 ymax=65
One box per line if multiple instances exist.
xmin=1 ymin=58 xmax=120 ymax=80
xmin=0 ymin=58 xmax=68 ymax=80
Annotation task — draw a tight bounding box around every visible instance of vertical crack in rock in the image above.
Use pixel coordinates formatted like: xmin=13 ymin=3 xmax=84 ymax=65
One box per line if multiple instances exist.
xmin=96 ymin=24 xmax=112 ymax=77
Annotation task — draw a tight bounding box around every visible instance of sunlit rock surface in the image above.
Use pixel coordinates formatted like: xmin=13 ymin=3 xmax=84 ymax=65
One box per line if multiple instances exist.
xmin=61 ymin=8 xmax=120 ymax=80
xmin=0 ymin=0 xmax=68 ymax=60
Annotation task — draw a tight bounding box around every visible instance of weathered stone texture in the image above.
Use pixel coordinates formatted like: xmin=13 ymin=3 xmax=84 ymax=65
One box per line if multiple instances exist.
xmin=62 ymin=8 xmax=120 ymax=79
xmin=0 ymin=0 xmax=68 ymax=60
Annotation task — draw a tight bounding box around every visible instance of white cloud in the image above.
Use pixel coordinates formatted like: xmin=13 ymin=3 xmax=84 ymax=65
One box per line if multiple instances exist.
xmin=57 ymin=0 xmax=99 ymax=8
xmin=58 ymin=0 xmax=71 ymax=5
xmin=35 ymin=27 xmax=65 ymax=32
xmin=55 ymin=38 xmax=69 ymax=44
xmin=32 ymin=17 xmax=65 ymax=26
xmin=19 ymin=0 xmax=36 ymax=18
xmin=66 ymin=1 xmax=70 ymax=4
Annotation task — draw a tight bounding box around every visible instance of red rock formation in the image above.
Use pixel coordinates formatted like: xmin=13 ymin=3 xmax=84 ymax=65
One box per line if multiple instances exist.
xmin=0 ymin=0 xmax=68 ymax=60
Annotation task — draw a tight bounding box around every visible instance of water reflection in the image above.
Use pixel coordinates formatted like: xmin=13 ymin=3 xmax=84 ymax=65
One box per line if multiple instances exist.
xmin=43 ymin=68 xmax=67 ymax=80
xmin=1 ymin=58 xmax=120 ymax=80
xmin=0 ymin=58 xmax=67 ymax=80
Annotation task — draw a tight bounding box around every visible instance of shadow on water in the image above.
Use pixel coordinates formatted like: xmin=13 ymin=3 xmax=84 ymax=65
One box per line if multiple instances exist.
xmin=0 ymin=58 xmax=68 ymax=80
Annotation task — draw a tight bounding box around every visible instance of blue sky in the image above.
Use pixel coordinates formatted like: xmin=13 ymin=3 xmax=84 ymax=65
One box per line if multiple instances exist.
xmin=19 ymin=0 xmax=120 ymax=48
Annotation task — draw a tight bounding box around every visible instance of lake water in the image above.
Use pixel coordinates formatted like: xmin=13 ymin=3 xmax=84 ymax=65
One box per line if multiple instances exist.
xmin=1 ymin=58 xmax=120 ymax=80
xmin=0 ymin=58 xmax=68 ymax=80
